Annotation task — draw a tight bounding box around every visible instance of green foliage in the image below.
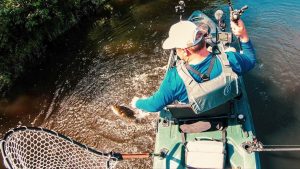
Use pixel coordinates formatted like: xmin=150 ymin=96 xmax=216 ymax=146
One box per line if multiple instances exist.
xmin=0 ymin=0 xmax=106 ymax=95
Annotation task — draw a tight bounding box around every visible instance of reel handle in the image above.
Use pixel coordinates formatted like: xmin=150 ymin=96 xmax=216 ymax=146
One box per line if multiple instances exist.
xmin=241 ymin=5 xmax=249 ymax=12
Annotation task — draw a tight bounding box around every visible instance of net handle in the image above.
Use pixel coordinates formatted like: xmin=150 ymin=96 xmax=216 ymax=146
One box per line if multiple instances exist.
xmin=1 ymin=126 xmax=154 ymax=163
xmin=120 ymin=153 xmax=151 ymax=159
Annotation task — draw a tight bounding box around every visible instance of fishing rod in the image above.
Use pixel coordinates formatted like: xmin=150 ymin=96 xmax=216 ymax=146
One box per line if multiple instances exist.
xmin=166 ymin=0 xmax=186 ymax=71
xmin=227 ymin=0 xmax=248 ymax=54
xmin=243 ymin=138 xmax=300 ymax=153
xmin=175 ymin=0 xmax=185 ymax=21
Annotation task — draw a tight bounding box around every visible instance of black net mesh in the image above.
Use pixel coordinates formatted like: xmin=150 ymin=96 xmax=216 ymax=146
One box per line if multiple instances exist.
xmin=1 ymin=128 xmax=118 ymax=169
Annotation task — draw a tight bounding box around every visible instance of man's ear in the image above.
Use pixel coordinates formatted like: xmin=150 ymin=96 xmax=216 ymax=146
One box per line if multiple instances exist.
xmin=184 ymin=49 xmax=191 ymax=56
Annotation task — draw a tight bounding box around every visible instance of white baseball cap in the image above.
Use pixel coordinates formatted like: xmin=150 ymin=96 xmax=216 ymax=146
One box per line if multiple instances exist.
xmin=162 ymin=21 xmax=203 ymax=49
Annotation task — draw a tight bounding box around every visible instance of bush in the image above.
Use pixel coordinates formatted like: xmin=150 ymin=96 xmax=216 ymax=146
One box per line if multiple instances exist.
xmin=0 ymin=0 xmax=106 ymax=95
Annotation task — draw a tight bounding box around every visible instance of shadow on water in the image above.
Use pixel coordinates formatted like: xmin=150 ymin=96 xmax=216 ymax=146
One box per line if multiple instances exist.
xmin=244 ymin=71 xmax=300 ymax=169
xmin=0 ymin=11 xmax=115 ymax=169
xmin=246 ymin=73 xmax=299 ymax=136
xmin=0 ymin=16 xmax=101 ymax=135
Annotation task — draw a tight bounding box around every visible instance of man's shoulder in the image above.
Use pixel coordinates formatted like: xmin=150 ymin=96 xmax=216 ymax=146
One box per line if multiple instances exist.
xmin=166 ymin=66 xmax=179 ymax=77
xmin=165 ymin=66 xmax=185 ymax=85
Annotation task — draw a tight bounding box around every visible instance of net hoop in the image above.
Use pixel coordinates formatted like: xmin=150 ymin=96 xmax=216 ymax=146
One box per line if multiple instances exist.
xmin=0 ymin=126 xmax=119 ymax=169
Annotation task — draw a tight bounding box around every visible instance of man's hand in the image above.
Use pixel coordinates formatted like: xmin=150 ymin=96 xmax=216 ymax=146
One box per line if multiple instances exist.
xmin=225 ymin=47 xmax=237 ymax=53
xmin=130 ymin=96 xmax=139 ymax=108
xmin=130 ymin=96 xmax=150 ymax=119
xmin=230 ymin=19 xmax=249 ymax=43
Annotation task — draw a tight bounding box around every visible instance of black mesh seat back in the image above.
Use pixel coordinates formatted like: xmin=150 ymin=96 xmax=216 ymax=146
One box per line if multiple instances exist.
xmin=167 ymin=104 xmax=200 ymax=119
xmin=167 ymin=102 xmax=231 ymax=119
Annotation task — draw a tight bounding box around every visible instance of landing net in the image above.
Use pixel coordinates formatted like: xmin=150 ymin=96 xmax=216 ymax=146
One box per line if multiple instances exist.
xmin=0 ymin=127 xmax=118 ymax=169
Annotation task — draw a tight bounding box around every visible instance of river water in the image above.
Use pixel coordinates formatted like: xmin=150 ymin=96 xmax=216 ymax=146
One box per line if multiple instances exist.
xmin=1 ymin=0 xmax=300 ymax=168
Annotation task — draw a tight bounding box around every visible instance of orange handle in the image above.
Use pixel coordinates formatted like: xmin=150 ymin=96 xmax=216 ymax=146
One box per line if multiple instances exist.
xmin=120 ymin=153 xmax=151 ymax=159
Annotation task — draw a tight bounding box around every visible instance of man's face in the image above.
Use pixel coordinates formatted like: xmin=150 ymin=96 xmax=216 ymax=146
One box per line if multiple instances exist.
xmin=176 ymin=48 xmax=186 ymax=60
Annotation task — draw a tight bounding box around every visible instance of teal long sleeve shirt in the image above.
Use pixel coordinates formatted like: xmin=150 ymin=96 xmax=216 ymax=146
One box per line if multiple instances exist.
xmin=136 ymin=41 xmax=256 ymax=112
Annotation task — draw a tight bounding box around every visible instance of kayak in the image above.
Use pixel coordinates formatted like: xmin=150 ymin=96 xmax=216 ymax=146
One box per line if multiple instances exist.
xmin=152 ymin=10 xmax=261 ymax=169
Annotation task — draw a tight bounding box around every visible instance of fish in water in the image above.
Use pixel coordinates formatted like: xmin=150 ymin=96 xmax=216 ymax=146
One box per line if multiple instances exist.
xmin=111 ymin=105 xmax=136 ymax=122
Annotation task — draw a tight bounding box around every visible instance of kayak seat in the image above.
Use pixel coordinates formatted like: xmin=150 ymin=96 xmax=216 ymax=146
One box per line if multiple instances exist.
xmin=167 ymin=101 xmax=231 ymax=119
xmin=185 ymin=140 xmax=225 ymax=169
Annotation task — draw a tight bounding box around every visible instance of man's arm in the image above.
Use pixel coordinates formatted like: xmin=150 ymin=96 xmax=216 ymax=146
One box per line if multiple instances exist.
xmin=226 ymin=19 xmax=256 ymax=75
xmin=231 ymin=19 xmax=249 ymax=43
xmin=226 ymin=41 xmax=256 ymax=75
xmin=132 ymin=69 xmax=177 ymax=112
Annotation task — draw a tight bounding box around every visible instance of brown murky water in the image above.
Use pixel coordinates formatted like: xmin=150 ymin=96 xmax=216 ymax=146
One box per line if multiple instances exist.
xmin=1 ymin=0 xmax=300 ymax=168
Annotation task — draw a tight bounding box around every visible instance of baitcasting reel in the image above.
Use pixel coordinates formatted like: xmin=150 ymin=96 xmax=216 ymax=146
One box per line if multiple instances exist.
xmin=227 ymin=0 xmax=248 ymax=23
xmin=230 ymin=5 xmax=248 ymax=23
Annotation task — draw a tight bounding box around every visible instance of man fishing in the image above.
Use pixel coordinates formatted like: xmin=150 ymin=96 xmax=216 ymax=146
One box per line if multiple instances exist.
xmin=131 ymin=18 xmax=256 ymax=113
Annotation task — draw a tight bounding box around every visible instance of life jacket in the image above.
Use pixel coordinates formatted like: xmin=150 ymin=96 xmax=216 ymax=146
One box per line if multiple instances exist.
xmin=176 ymin=52 xmax=240 ymax=115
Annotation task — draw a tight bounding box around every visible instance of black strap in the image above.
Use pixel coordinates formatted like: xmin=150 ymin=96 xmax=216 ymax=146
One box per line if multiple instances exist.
xmin=207 ymin=55 xmax=217 ymax=77
xmin=222 ymin=129 xmax=227 ymax=142
xmin=184 ymin=55 xmax=216 ymax=82
xmin=181 ymin=132 xmax=188 ymax=151
xmin=185 ymin=64 xmax=209 ymax=81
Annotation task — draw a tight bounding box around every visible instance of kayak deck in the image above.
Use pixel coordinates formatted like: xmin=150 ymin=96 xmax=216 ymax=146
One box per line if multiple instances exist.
xmin=153 ymin=79 xmax=260 ymax=169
